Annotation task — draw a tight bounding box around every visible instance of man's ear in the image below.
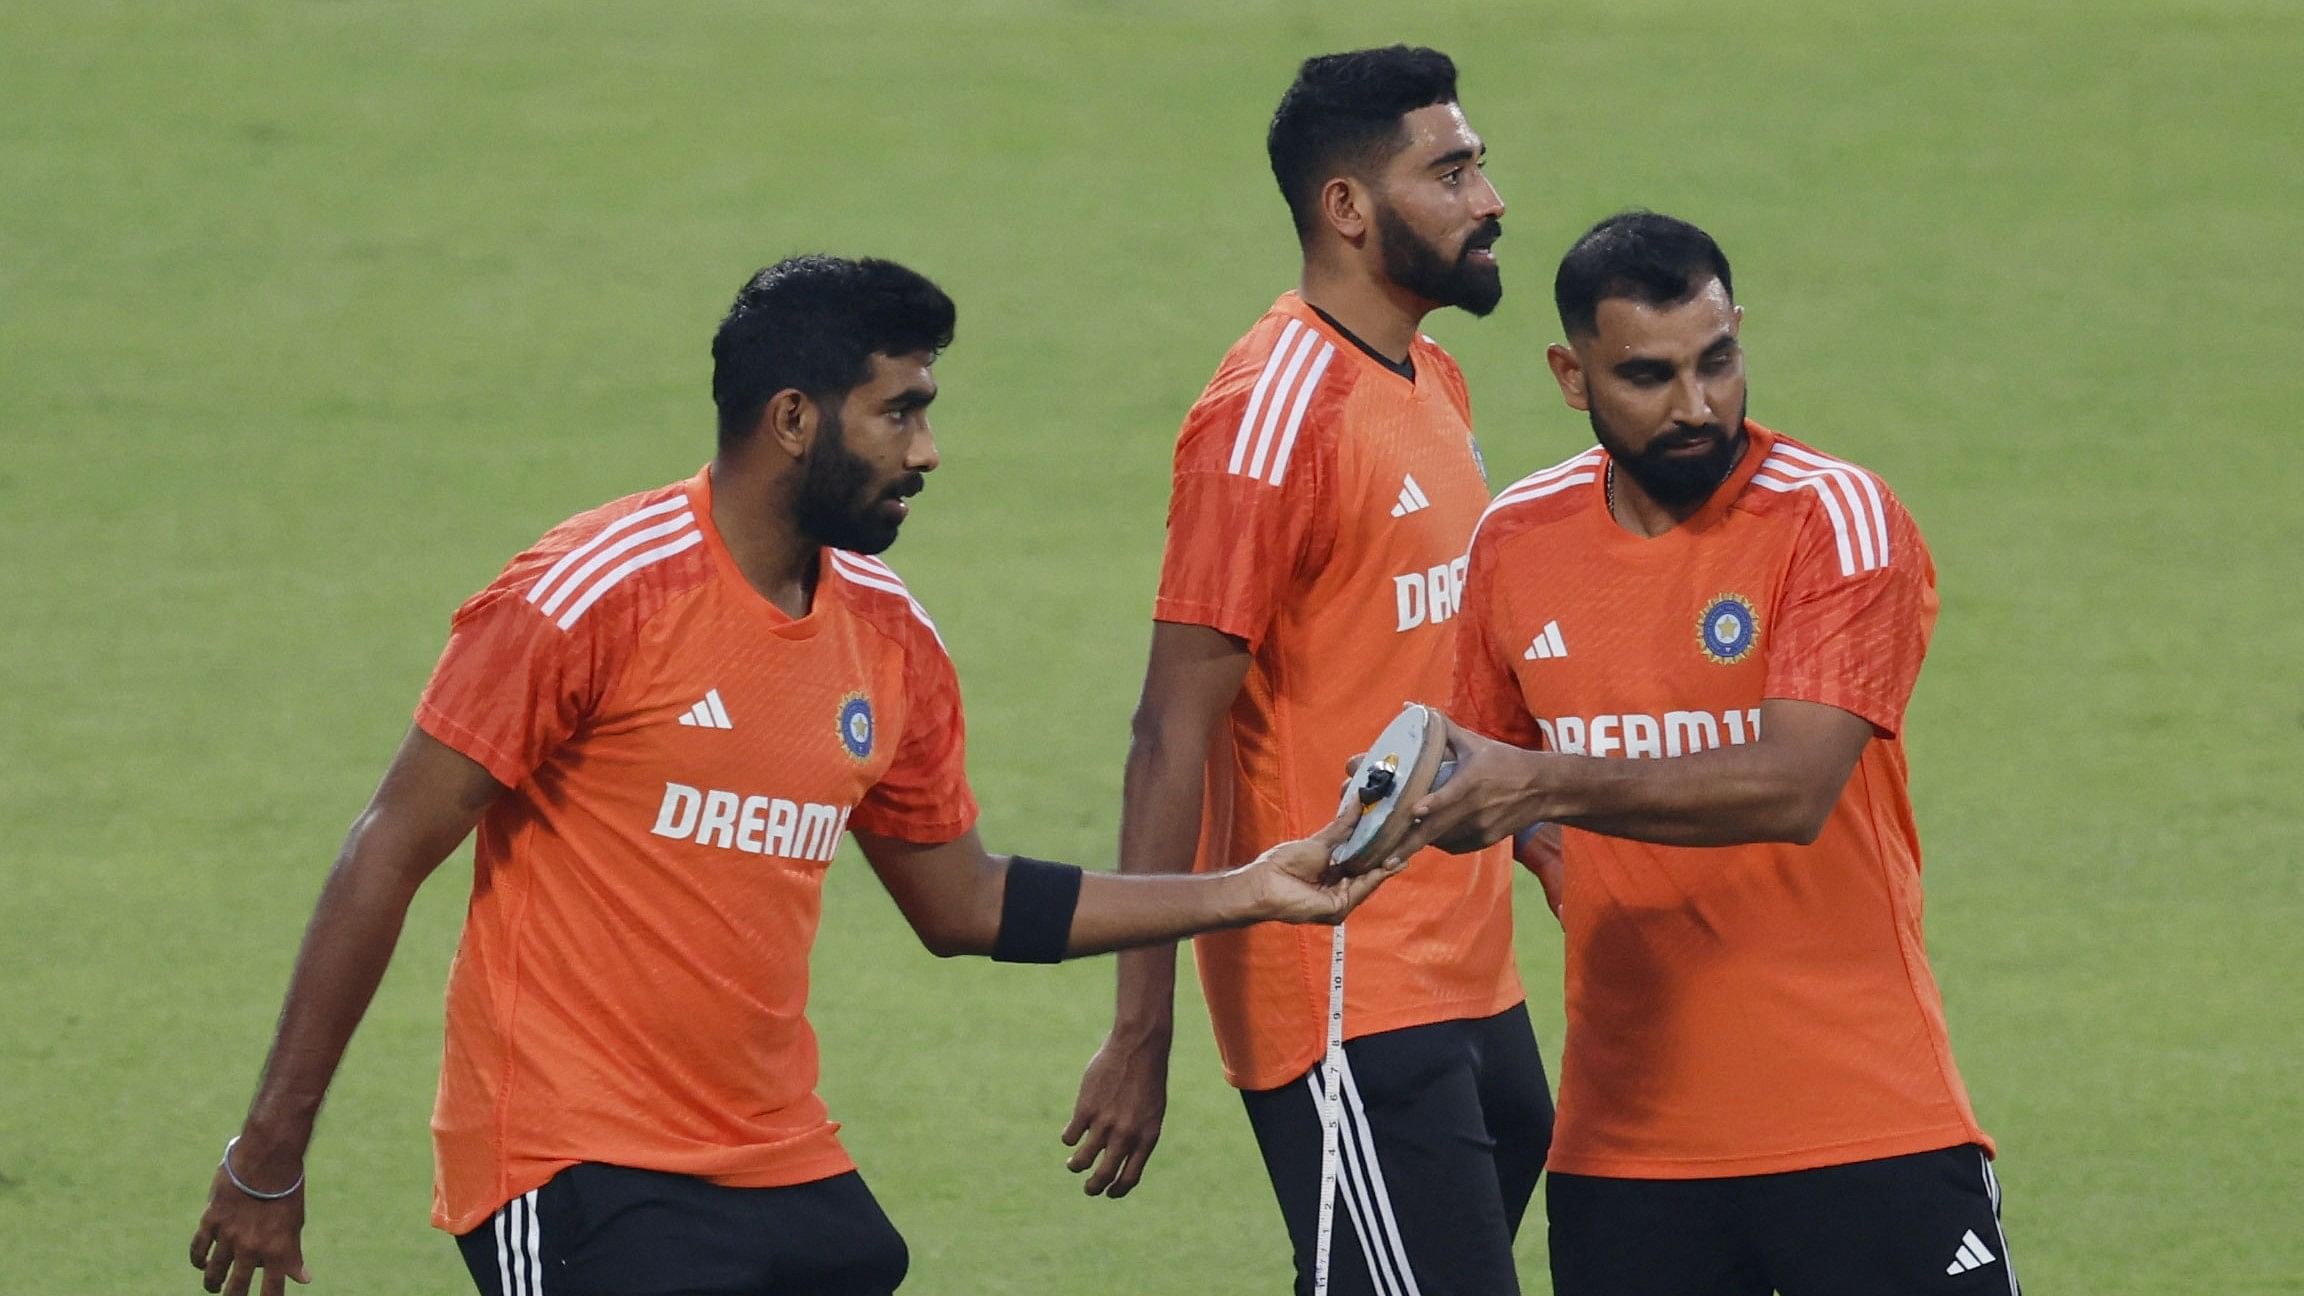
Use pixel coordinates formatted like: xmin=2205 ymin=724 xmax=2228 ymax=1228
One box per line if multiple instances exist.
xmin=758 ymin=389 xmax=817 ymax=458
xmin=1319 ymin=175 xmax=1374 ymax=245
xmin=1546 ymin=343 xmax=1590 ymax=412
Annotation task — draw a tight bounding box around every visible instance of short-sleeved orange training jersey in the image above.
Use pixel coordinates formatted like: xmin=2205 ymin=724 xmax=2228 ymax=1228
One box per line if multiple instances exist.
xmin=1453 ymin=421 xmax=1989 ymax=1178
xmin=414 ymin=467 xmax=976 ymax=1232
xmin=1158 ymin=293 xmax=1520 ymax=1092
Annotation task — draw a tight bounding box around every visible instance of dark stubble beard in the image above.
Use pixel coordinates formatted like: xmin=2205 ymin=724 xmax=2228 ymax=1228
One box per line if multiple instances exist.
xmin=795 ymin=409 xmax=915 ymax=555
xmin=1592 ymin=398 xmax=1751 ymax=512
xmin=1375 ymin=202 xmax=1503 ymax=318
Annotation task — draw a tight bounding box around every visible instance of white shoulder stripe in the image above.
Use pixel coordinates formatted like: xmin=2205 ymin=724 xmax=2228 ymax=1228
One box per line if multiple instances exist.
xmin=1472 ymin=450 xmax=1604 ymax=540
xmin=535 ymin=511 xmax=697 ymax=616
xmin=1227 ymin=319 xmax=1305 ymax=475
xmin=1243 ymin=330 xmax=1322 ymax=480
xmin=525 ymin=494 xmax=689 ymax=609
xmin=1770 ymin=443 xmax=1890 ymax=564
xmin=1265 ymin=341 xmax=1336 ymax=486
xmin=1778 ymin=462 xmax=1875 ymax=569
xmin=827 ymin=550 xmax=947 ymax=649
xmin=1490 ymin=449 xmax=1606 ymax=504
xmin=1754 ymin=443 xmax=1890 ymax=578
xmin=1519 ymin=448 xmax=1609 ymax=486
xmin=1487 ymin=469 xmax=1596 ymax=514
xmin=552 ymin=528 xmax=702 ymax=629
xmin=844 ymin=551 xmax=900 ymax=580
xmin=1751 ymin=474 xmax=1859 ymax=574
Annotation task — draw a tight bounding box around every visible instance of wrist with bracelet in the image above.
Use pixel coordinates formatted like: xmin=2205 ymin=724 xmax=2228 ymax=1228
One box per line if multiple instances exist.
xmin=220 ymin=1135 xmax=304 ymax=1201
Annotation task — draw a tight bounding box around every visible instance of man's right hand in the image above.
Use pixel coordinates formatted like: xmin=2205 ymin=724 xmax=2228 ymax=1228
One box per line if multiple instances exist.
xmin=1061 ymin=1029 xmax=1172 ymax=1198
xmin=187 ymin=729 xmax=501 ymax=1296
xmin=189 ymin=1163 xmax=311 ymax=1295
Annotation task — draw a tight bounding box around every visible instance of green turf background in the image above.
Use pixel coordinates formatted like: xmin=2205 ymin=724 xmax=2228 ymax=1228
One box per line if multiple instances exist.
xmin=3 ymin=1 xmax=2299 ymax=1291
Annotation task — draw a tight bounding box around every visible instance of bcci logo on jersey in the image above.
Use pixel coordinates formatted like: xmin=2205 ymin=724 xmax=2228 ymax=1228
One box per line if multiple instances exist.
xmin=839 ymin=693 xmax=874 ymax=760
xmin=1698 ymin=593 xmax=1759 ymax=664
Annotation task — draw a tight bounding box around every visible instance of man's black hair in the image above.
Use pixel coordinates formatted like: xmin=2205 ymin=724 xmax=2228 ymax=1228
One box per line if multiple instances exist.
xmin=1553 ymin=211 xmax=1734 ymax=339
xmin=1267 ymin=45 xmax=1460 ymax=240
xmin=711 ymin=255 xmax=956 ymax=448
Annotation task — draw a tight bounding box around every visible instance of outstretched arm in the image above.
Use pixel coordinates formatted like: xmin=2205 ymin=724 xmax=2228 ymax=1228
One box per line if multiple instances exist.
xmin=189 ymin=727 xmax=502 ymax=1296
xmin=1387 ymin=699 xmax=1876 ymax=862
xmin=852 ymin=799 xmax=1373 ymax=962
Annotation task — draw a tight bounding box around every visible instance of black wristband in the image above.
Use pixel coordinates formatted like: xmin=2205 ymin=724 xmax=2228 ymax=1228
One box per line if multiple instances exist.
xmin=993 ymin=855 xmax=1084 ymax=964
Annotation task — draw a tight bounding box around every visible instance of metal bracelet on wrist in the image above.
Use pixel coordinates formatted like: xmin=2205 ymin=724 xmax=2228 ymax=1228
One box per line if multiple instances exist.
xmin=221 ymin=1135 xmax=304 ymax=1201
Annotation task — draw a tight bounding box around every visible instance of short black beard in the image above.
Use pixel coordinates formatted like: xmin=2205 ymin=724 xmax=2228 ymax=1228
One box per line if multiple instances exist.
xmin=1593 ymin=402 xmax=1749 ymax=512
xmin=1376 ymin=205 xmax=1502 ymax=318
xmin=795 ymin=409 xmax=905 ymax=555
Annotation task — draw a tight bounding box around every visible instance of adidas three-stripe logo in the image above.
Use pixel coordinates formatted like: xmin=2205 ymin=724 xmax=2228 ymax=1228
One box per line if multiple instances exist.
xmin=1523 ymin=620 xmax=1568 ymax=660
xmin=1227 ymin=318 xmax=1336 ymax=487
xmin=677 ymin=688 xmax=733 ymax=729
xmin=1946 ymin=1228 xmax=1998 ymax=1275
xmin=1389 ymin=474 xmax=1430 ymax=518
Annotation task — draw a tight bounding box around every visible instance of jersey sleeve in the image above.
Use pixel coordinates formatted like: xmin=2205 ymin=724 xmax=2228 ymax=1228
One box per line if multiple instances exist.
xmin=850 ymin=621 xmax=979 ymax=844
xmin=1448 ymin=527 xmax=1545 ymax=748
xmin=1151 ymin=378 xmax=1340 ymax=650
xmin=1763 ymin=484 xmax=1938 ymax=738
xmin=415 ymin=582 xmax=612 ymax=789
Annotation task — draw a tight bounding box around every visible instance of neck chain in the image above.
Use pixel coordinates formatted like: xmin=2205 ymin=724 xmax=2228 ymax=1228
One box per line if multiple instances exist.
xmin=1604 ymin=459 xmax=1617 ymax=515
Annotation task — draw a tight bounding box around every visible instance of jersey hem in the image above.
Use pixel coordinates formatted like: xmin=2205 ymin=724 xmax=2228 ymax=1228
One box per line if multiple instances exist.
xmin=1545 ymin=1121 xmax=1992 ymax=1181
xmin=431 ymin=1146 xmax=860 ymax=1234
xmin=1222 ymin=988 xmax=1527 ymax=1093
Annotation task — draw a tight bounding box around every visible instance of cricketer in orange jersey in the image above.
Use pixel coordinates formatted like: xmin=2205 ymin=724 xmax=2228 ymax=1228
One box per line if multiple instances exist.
xmin=1063 ymin=47 xmax=1552 ymax=1296
xmin=1394 ymin=212 xmax=2018 ymax=1295
xmin=189 ymin=256 xmax=1395 ymax=1296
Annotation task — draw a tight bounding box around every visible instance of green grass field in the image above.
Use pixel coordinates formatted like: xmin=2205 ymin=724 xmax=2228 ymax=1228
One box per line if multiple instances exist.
xmin=4 ymin=1 xmax=2299 ymax=1291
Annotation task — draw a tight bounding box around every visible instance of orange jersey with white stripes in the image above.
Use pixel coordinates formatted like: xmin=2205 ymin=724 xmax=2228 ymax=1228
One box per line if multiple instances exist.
xmin=414 ymin=467 xmax=976 ymax=1232
xmin=1453 ymin=421 xmax=1990 ymax=1177
xmin=1158 ymin=292 xmax=1521 ymax=1091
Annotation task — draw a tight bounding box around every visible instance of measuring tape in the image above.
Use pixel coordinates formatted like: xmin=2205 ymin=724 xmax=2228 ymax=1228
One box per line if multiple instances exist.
xmin=1313 ymin=702 xmax=1450 ymax=1293
xmin=1313 ymin=921 xmax=1346 ymax=1296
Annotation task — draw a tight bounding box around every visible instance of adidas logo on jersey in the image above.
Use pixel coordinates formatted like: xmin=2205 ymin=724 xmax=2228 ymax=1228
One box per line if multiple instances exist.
xmin=1522 ymin=621 xmax=1568 ymax=660
xmin=1389 ymin=474 xmax=1431 ymax=518
xmin=677 ymin=688 xmax=734 ymax=729
xmin=1945 ymin=1229 xmax=1998 ymax=1275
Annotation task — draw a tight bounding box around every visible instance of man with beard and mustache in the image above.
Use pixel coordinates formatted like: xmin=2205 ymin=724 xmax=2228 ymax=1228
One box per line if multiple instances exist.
xmin=1386 ymin=212 xmax=2015 ymax=1294
xmin=1060 ymin=46 xmax=1552 ymax=1296
xmin=187 ymin=255 xmax=1399 ymax=1296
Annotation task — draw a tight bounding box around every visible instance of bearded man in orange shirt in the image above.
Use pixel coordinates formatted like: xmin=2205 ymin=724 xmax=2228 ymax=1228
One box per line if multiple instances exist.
xmin=187 ymin=255 xmax=1389 ymax=1296
xmin=1394 ymin=212 xmax=2017 ymax=1295
xmin=1061 ymin=45 xmax=1552 ymax=1296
